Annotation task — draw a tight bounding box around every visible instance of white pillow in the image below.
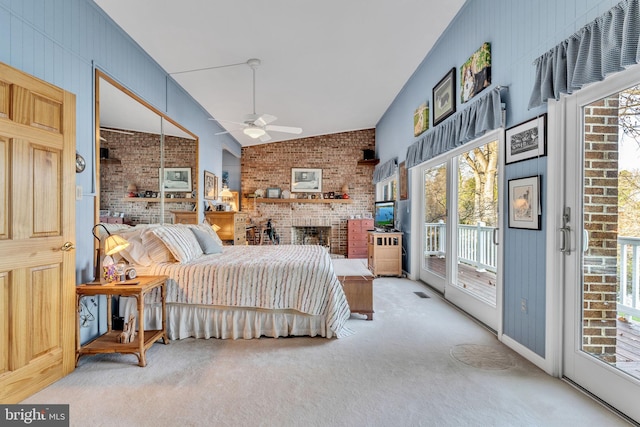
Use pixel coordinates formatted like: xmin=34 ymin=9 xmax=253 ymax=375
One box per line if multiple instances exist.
xmin=116 ymin=227 xmax=153 ymax=266
xmin=141 ymin=228 xmax=176 ymax=263
xmin=152 ymin=224 xmax=204 ymax=263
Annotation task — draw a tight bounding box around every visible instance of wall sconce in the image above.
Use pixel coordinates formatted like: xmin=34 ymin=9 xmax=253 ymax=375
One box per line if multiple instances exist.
xmin=92 ymin=224 xmax=130 ymax=282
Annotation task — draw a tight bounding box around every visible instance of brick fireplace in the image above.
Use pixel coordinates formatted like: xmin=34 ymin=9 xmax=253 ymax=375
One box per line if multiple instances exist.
xmin=241 ymin=129 xmax=376 ymax=256
xmin=291 ymin=218 xmax=333 ymax=249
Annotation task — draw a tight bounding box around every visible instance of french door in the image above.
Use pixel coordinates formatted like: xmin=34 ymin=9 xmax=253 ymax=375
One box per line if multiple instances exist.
xmin=420 ymin=130 xmax=503 ymax=331
xmin=561 ymin=66 xmax=640 ymax=421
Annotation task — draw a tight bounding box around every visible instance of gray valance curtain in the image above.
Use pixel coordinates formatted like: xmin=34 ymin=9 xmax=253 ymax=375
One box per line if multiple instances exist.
xmin=405 ymin=86 xmax=503 ymax=169
xmin=373 ymin=157 xmax=398 ymax=184
xmin=528 ymin=0 xmax=640 ymax=109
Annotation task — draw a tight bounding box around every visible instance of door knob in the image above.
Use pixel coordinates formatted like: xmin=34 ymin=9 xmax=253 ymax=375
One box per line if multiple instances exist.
xmin=60 ymin=242 xmax=75 ymax=252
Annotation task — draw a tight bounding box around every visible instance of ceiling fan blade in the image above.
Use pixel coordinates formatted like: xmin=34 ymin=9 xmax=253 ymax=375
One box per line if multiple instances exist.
xmin=265 ymin=125 xmax=302 ymax=134
xmin=254 ymin=114 xmax=277 ymax=127
xmin=215 ymin=130 xmax=232 ymax=136
xmin=209 ymin=118 xmax=247 ymax=127
xmin=259 ymin=132 xmax=272 ymax=143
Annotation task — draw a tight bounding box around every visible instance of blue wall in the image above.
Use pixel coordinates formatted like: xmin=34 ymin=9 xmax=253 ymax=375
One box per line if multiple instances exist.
xmin=376 ymin=0 xmax=619 ymax=356
xmin=0 ymin=0 xmax=240 ymax=340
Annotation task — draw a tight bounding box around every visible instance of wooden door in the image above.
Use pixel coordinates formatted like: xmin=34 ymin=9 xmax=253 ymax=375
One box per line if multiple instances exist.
xmin=0 ymin=62 xmax=76 ymax=403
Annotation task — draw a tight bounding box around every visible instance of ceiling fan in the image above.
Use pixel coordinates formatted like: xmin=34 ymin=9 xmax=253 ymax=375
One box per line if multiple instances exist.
xmin=213 ymin=58 xmax=302 ymax=143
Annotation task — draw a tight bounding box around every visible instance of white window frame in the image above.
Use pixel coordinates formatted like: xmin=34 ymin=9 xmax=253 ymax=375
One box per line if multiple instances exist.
xmin=376 ymin=173 xmax=398 ymax=202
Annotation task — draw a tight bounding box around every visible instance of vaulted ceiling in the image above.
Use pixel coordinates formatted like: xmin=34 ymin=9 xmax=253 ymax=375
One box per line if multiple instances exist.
xmin=94 ymin=0 xmax=466 ymax=146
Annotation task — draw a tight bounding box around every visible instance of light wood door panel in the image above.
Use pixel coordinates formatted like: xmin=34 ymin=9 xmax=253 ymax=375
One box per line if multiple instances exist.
xmin=0 ymin=62 xmax=75 ymax=404
xmin=0 ymin=137 xmax=7 ymax=239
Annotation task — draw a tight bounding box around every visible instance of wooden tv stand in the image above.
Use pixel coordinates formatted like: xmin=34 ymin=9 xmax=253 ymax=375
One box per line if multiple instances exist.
xmin=367 ymin=231 xmax=403 ymax=277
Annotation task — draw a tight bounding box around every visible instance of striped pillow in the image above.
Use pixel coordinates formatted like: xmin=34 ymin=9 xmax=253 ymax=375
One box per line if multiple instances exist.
xmin=152 ymin=225 xmax=204 ymax=263
xmin=141 ymin=228 xmax=176 ymax=263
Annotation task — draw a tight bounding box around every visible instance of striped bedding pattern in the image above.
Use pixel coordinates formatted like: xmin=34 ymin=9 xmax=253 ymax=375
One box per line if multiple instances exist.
xmin=139 ymin=245 xmax=351 ymax=337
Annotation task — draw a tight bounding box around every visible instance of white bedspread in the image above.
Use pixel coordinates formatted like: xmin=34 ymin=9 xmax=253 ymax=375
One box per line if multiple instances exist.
xmin=137 ymin=245 xmax=351 ymax=337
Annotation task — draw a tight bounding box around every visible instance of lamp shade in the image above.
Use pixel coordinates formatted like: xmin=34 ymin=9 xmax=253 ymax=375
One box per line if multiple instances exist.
xmin=126 ymin=183 xmax=137 ymax=192
xmin=220 ymin=188 xmax=233 ymax=198
xmin=104 ymin=234 xmax=130 ymax=256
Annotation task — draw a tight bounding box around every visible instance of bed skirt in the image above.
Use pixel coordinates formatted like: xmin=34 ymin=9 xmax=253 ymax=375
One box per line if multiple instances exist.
xmin=119 ymin=298 xmax=332 ymax=340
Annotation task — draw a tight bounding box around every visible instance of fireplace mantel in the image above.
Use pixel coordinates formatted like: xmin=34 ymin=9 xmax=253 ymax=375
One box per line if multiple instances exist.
xmin=253 ymin=198 xmax=352 ymax=204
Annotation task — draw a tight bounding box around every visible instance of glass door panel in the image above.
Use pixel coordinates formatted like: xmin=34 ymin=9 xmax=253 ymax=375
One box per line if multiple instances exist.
xmin=422 ymin=162 xmax=448 ymax=287
xmin=562 ymin=77 xmax=640 ymax=422
xmin=454 ymin=140 xmax=498 ymax=307
xmin=580 ymin=85 xmax=640 ymax=378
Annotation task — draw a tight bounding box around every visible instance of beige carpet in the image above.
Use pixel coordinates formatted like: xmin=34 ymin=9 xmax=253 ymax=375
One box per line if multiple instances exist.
xmin=24 ymin=278 xmax=630 ymax=426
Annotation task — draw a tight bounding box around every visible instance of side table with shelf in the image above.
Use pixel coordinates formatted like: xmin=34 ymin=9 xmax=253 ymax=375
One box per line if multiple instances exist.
xmin=75 ymin=275 xmax=169 ymax=367
xmin=367 ymin=231 xmax=403 ymax=277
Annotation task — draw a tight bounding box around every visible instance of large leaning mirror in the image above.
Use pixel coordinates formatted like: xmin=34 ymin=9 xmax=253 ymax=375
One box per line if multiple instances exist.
xmin=95 ymin=70 xmax=199 ymax=226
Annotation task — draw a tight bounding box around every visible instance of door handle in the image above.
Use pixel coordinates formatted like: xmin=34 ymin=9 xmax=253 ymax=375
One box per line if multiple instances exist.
xmin=560 ymin=227 xmax=571 ymax=254
xmin=493 ymin=228 xmax=499 ymax=245
xmin=59 ymin=242 xmax=75 ymax=252
xmin=583 ymin=229 xmax=589 ymax=253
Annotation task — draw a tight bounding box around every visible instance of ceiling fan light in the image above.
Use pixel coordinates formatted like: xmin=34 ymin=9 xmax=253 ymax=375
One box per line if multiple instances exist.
xmin=244 ymin=127 xmax=266 ymax=139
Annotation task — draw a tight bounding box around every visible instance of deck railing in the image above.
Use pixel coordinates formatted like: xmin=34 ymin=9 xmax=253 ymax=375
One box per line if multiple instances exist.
xmin=619 ymin=236 xmax=640 ymax=319
xmin=424 ymin=222 xmax=497 ymax=273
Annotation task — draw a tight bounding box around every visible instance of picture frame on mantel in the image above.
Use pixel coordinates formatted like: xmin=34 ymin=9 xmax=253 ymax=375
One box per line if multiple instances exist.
xmin=161 ymin=167 xmax=192 ymax=192
xmin=291 ymin=168 xmax=322 ymax=193
xmin=432 ymin=67 xmax=456 ymax=126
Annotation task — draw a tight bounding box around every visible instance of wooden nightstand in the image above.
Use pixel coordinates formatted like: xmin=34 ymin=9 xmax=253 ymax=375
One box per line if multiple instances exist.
xmin=76 ymin=275 xmax=169 ymax=367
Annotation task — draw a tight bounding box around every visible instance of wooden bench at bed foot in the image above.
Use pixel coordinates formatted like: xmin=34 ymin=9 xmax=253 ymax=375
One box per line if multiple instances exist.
xmin=332 ymin=258 xmax=374 ymax=320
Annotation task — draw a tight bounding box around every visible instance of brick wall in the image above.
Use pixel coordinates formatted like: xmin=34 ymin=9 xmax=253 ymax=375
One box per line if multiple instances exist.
xmin=241 ymin=129 xmax=376 ymax=255
xmin=100 ymin=132 xmax=197 ymax=224
xmin=582 ymin=96 xmax=619 ymax=363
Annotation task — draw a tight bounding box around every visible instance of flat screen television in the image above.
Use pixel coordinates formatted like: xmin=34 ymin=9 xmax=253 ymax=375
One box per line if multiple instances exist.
xmin=374 ymin=200 xmax=395 ymax=230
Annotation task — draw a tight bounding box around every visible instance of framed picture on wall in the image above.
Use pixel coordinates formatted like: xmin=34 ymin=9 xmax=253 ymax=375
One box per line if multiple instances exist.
xmin=508 ymin=175 xmax=541 ymax=230
xmin=291 ymin=168 xmax=322 ymax=193
xmin=204 ymin=170 xmax=217 ymax=200
xmin=432 ymin=67 xmax=456 ymax=126
xmin=413 ymin=102 xmax=429 ymax=136
xmin=460 ymin=42 xmax=491 ymax=104
xmin=505 ymin=115 xmax=547 ymax=164
xmin=160 ymin=167 xmax=192 ymax=192
xmin=399 ymin=161 xmax=408 ymax=200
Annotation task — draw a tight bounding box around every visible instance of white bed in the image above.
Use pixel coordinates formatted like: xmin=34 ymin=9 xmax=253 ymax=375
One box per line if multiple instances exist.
xmin=110 ymin=223 xmax=352 ymax=340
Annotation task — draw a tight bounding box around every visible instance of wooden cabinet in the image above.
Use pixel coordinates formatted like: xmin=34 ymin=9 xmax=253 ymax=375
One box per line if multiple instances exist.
xmin=100 ymin=216 xmax=132 ymax=225
xmin=367 ymin=231 xmax=403 ymax=277
xmin=347 ymin=219 xmax=374 ymax=258
xmin=333 ymin=259 xmax=374 ymax=320
xmin=75 ymin=276 xmax=169 ymax=367
xmin=205 ymin=211 xmax=248 ymax=245
xmin=170 ymin=210 xmax=197 ymax=224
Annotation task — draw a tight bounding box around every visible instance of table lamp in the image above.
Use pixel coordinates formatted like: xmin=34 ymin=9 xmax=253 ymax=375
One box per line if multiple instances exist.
xmin=220 ymin=187 xmax=234 ymax=211
xmin=126 ymin=183 xmax=137 ymax=197
xmin=92 ymin=223 xmax=130 ymax=282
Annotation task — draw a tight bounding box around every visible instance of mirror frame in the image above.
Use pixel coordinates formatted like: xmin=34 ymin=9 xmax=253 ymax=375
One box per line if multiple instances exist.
xmin=94 ymin=69 xmax=200 ymax=227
